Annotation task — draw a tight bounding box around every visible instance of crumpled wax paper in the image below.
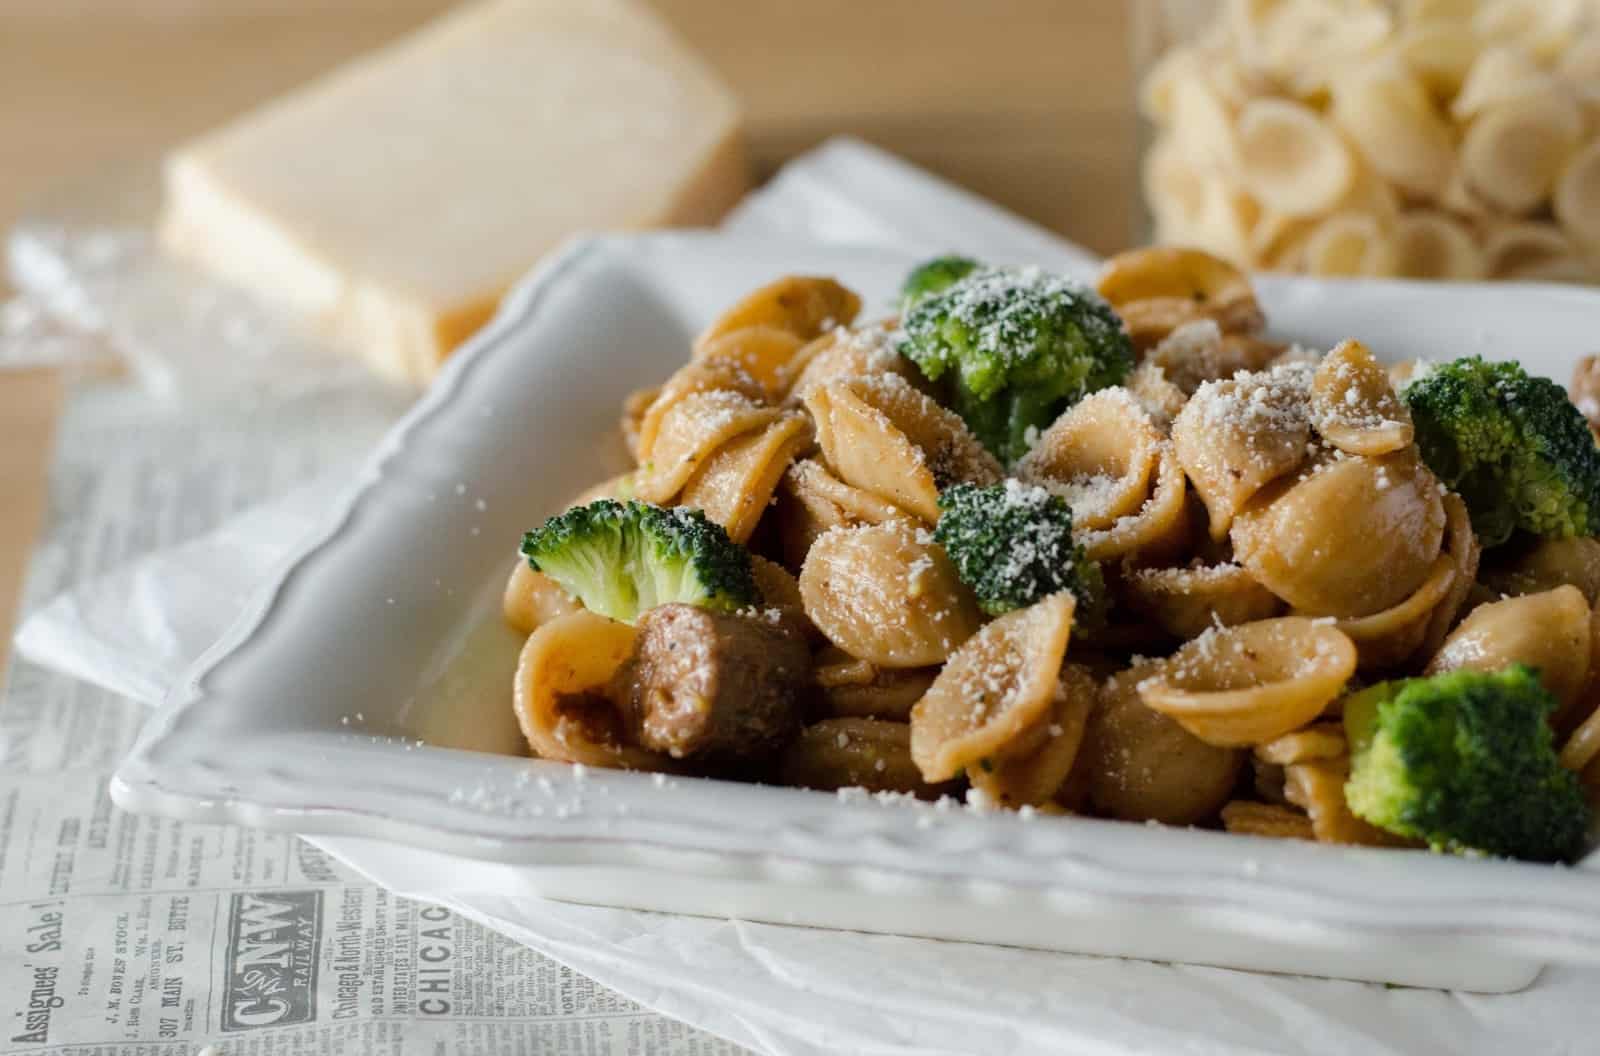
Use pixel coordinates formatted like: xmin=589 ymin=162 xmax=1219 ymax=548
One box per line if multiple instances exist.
xmin=15 ymin=136 xmax=1600 ymax=1056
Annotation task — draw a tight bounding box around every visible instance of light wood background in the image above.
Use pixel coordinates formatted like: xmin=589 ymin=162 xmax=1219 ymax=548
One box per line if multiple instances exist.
xmin=0 ymin=1 xmax=1136 ymax=673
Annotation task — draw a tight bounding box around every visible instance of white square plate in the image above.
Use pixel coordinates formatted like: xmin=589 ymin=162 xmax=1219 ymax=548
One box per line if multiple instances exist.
xmin=113 ymin=232 xmax=1600 ymax=992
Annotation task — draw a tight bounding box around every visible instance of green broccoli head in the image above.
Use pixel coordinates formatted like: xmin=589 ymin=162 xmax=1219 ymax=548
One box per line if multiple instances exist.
xmin=520 ymin=499 xmax=758 ymax=625
xmin=933 ymin=479 xmax=1105 ymax=624
xmin=1402 ymin=356 xmax=1600 ymax=547
xmin=899 ymin=265 xmax=1133 ymax=464
xmin=900 ymin=255 xmax=981 ymax=313
xmin=1344 ymin=666 xmax=1591 ymax=862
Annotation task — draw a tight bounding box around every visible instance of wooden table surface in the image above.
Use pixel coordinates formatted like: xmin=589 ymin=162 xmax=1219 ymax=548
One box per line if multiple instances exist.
xmin=0 ymin=0 xmax=1135 ymax=673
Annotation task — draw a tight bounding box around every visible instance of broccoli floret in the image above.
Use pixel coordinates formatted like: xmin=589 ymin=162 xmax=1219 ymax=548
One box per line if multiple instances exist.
xmin=933 ymin=479 xmax=1105 ymax=623
xmin=900 ymin=255 xmax=981 ymax=313
xmin=520 ymin=500 xmax=758 ymax=624
xmin=1344 ymin=666 xmax=1591 ymax=862
xmin=1402 ymin=356 xmax=1600 ymax=547
xmin=899 ymin=266 xmax=1133 ymax=464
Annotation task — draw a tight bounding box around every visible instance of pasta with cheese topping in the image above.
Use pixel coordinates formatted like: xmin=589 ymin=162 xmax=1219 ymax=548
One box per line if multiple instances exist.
xmin=494 ymin=247 xmax=1598 ymax=864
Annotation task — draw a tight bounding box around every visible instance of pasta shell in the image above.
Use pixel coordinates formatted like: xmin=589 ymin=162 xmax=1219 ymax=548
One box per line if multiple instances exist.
xmin=1255 ymin=720 xmax=1348 ymax=766
xmin=1554 ymin=140 xmax=1600 ymax=248
xmin=780 ymin=322 xmax=910 ymax=403
xmin=695 ymin=275 xmax=862 ymax=351
xmin=1310 ymin=339 xmax=1414 ymax=456
xmin=1096 ymin=247 xmax=1265 ymax=351
xmin=1169 ymin=72 xmax=1242 ymax=174
xmin=1479 ymin=534 xmax=1600 ymax=605
xmin=1284 ymin=756 xmax=1414 ymax=846
xmin=503 ymin=559 xmax=580 ymax=635
xmin=679 ymin=411 xmax=812 ymax=544
xmin=750 ymin=554 xmax=815 ymax=643
xmin=1232 ymin=450 xmax=1447 ymax=617
xmin=1332 ymin=66 xmax=1456 ymax=197
xmin=1472 ymin=0 xmax=1588 ymax=65
xmin=1461 ymin=93 xmax=1584 ymax=214
xmin=1418 ymin=492 xmax=1481 ymax=659
xmin=799 ymin=522 xmax=983 ymax=669
xmin=620 ymin=385 xmax=659 ymax=462
xmin=636 ymin=390 xmax=778 ymax=505
xmin=1320 ymin=553 xmax=1457 ymax=669
xmin=1124 ymin=561 xmax=1284 ymax=639
xmin=910 ymin=593 xmax=1076 ymax=782
xmin=1139 ymin=618 xmax=1358 ymax=747
xmin=772 ymin=457 xmax=907 ymax=570
xmin=1124 ymin=362 xmax=1190 ymax=427
xmin=806 ymin=373 xmax=999 ymax=524
xmin=1079 ymin=445 xmax=1193 ymax=563
xmin=1298 ymin=211 xmax=1399 ymax=277
xmin=1452 ymin=45 xmax=1552 ymax=120
xmin=513 ymin=609 xmax=675 ymax=771
xmin=1400 ymin=18 xmax=1484 ymax=99
xmin=635 ymin=357 xmax=766 ymax=466
xmin=1560 ymin=691 xmax=1600 ymax=778
xmin=1144 ymin=318 xmax=1284 ymax=395
xmin=779 ymin=718 xmax=945 ymax=798
xmin=1236 ymin=98 xmax=1356 ymax=216
xmin=1389 ymin=210 xmax=1486 ymax=279
xmin=1426 ymin=585 xmax=1593 ymax=720
xmin=815 ymin=651 xmax=939 ymax=722
xmin=1221 ymin=800 xmax=1315 ymax=840
xmin=694 ymin=325 xmax=807 ymax=397
xmin=1018 ymin=388 xmax=1162 ymax=530
xmin=1172 ymin=364 xmax=1313 ymax=540
xmin=1081 ymin=662 xmax=1244 ymax=824
xmin=1482 ymin=220 xmax=1590 ymax=281
xmin=967 ymin=664 xmax=1097 ymax=809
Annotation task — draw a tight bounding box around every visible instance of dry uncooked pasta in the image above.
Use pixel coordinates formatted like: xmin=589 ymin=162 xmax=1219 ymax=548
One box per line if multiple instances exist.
xmin=1139 ymin=1 xmax=1600 ymax=283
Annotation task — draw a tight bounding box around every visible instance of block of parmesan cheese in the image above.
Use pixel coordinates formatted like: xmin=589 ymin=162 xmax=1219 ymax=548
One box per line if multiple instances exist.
xmin=161 ymin=0 xmax=748 ymax=384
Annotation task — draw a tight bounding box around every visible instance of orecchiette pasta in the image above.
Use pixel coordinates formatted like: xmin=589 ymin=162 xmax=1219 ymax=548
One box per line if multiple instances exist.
xmin=814 ymin=647 xmax=939 ymax=721
xmin=1095 ymin=247 xmax=1265 ymax=350
xmin=1235 ymin=98 xmax=1355 ymax=216
xmin=909 ymin=593 xmax=1076 ymax=782
xmin=1172 ymin=364 xmax=1312 ymax=539
xmin=1426 ymin=585 xmax=1593 ymax=720
xmin=503 ymin=559 xmax=580 ymax=635
xmin=513 ymin=609 xmax=677 ymax=771
xmin=1124 ymin=560 xmax=1284 ymax=639
xmin=966 ymin=664 xmax=1097 ymax=809
xmin=694 ymin=275 xmax=862 ymax=352
xmin=1081 ymin=663 xmax=1244 ymax=824
xmin=779 ymin=718 xmax=938 ymax=797
xmin=799 ymin=522 xmax=983 ymax=668
xmin=1418 ymin=493 xmax=1481 ymax=659
xmin=1018 ymin=388 xmax=1163 ymax=531
xmin=635 ymin=389 xmax=778 ymax=505
xmin=807 ymin=373 xmax=1000 ymax=524
xmin=1138 ymin=618 xmax=1358 ymax=746
xmin=1479 ymin=534 xmax=1600 ymax=604
xmin=1221 ymin=800 xmax=1316 ymax=839
xmin=1284 ymin=756 xmax=1412 ymax=846
xmin=1324 ymin=552 xmax=1458 ymax=669
xmin=694 ymin=325 xmax=807 ymax=397
xmin=1138 ymin=2 xmax=1600 ymax=284
xmin=634 ymin=356 xmax=766 ymax=467
xmin=780 ymin=323 xmax=910 ymax=403
xmin=1460 ymin=93 xmax=1584 ymax=214
xmin=1310 ymin=340 xmax=1414 ymax=456
xmin=772 ymin=456 xmax=907 ymax=569
xmin=679 ymin=411 xmax=812 ymax=544
xmin=1232 ymin=450 xmax=1447 ymax=617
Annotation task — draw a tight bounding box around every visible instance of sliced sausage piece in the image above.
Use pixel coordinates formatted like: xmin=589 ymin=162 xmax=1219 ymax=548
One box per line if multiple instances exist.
xmin=627 ymin=604 xmax=811 ymax=762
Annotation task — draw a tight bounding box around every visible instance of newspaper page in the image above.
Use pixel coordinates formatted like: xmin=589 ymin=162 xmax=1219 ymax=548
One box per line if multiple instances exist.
xmin=1 ymin=387 xmax=747 ymax=1055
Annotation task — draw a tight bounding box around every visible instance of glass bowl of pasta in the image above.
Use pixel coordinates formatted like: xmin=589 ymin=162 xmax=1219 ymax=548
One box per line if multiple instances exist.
xmin=1135 ymin=0 xmax=1600 ymax=282
xmin=113 ymin=232 xmax=1600 ymax=992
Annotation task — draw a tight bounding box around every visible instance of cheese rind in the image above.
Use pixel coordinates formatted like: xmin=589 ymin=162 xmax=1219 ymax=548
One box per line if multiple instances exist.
xmin=161 ymin=0 xmax=749 ymax=384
